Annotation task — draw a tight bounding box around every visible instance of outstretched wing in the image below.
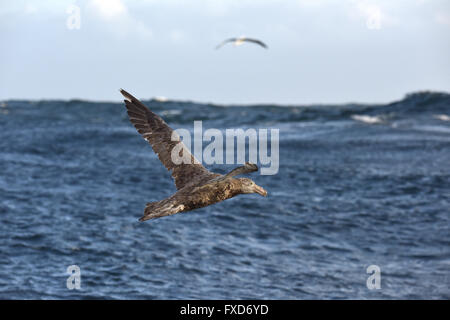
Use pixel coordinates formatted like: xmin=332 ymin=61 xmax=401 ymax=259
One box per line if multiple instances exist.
xmin=224 ymin=162 xmax=258 ymax=178
xmin=244 ymin=38 xmax=268 ymax=49
xmin=121 ymin=89 xmax=214 ymax=190
xmin=215 ymin=38 xmax=237 ymax=50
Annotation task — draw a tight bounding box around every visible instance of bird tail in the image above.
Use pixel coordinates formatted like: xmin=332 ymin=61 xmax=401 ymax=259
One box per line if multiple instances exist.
xmin=139 ymin=200 xmax=185 ymax=222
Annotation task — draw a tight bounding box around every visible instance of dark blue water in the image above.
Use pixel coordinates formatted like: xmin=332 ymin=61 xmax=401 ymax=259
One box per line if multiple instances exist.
xmin=0 ymin=91 xmax=449 ymax=299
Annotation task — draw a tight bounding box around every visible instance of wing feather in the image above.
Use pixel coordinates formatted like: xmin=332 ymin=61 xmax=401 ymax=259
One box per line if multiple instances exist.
xmin=215 ymin=38 xmax=237 ymax=49
xmin=244 ymin=38 xmax=268 ymax=49
xmin=121 ymin=89 xmax=214 ymax=190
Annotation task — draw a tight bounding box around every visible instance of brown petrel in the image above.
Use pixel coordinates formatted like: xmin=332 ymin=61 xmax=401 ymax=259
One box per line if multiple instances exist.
xmin=120 ymin=89 xmax=268 ymax=221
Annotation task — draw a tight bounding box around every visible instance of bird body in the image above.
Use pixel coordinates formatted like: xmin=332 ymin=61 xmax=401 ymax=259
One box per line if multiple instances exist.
xmin=234 ymin=38 xmax=245 ymax=46
xmin=143 ymin=178 xmax=240 ymax=221
xmin=120 ymin=89 xmax=267 ymax=221
xmin=215 ymin=37 xmax=268 ymax=50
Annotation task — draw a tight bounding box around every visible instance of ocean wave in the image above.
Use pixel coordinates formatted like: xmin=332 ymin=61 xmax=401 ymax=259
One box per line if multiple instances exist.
xmin=351 ymin=114 xmax=384 ymax=124
xmin=3 ymin=91 xmax=449 ymax=125
xmin=1 ymin=90 xmax=449 ymax=299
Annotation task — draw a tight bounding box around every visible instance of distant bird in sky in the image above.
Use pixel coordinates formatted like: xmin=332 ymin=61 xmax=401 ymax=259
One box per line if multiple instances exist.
xmin=120 ymin=89 xmax=268 ymax=221
xmin=215 ymin=37 xmax=268 ymax=50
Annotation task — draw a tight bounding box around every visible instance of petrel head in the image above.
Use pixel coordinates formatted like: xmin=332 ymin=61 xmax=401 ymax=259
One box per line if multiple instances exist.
xmin=238 ymin=178 xmax=268 ymax=197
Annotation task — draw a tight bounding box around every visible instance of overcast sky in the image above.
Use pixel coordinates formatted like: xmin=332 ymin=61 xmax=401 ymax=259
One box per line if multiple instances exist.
xmin=1 ymin=0 xmax=449 ymax=104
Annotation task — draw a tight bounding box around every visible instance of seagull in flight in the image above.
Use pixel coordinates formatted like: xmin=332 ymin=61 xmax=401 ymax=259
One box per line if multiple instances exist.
xmin=215 ymin=37 xmax=268 ymax=50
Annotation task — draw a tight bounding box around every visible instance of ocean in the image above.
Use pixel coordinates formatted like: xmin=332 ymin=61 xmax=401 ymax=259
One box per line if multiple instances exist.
xmin=0 ymin=91 xmax=449 ymax=299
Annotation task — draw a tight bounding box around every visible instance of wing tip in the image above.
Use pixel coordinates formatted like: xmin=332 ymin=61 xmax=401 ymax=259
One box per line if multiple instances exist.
xmin=120 ymin=88 xmax=133 ymax=102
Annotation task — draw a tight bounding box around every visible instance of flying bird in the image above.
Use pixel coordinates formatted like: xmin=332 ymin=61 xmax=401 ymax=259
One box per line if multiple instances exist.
xmin=120 ymin=89 xmax=268 ymax=221
xmin=215 ymin=37 xmax=268 ymax=50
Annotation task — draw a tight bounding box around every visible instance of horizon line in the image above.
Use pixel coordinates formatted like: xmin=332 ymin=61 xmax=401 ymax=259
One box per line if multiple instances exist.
xmin=1 ymin=90 xmax=448 ymax=108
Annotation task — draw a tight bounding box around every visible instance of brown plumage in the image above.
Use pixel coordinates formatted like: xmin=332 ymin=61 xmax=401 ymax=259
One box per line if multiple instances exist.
xmin=120 ymin=89 xmax=268 ymax=221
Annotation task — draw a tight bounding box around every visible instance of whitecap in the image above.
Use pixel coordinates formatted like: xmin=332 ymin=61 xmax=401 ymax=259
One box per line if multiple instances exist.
xmin=351 ymin=114 xmax=383 ymax=124
xmin=433 ymin=114 xmax=450 ymax=121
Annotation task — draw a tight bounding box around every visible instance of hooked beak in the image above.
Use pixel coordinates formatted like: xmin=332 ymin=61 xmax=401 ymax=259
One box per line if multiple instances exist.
xmin=254 ymin=185 xmax=268 ymax=197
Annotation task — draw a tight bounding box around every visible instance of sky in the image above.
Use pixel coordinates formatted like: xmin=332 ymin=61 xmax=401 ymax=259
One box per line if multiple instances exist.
xmin=0 ymin=0 xmax=449 ymax=104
